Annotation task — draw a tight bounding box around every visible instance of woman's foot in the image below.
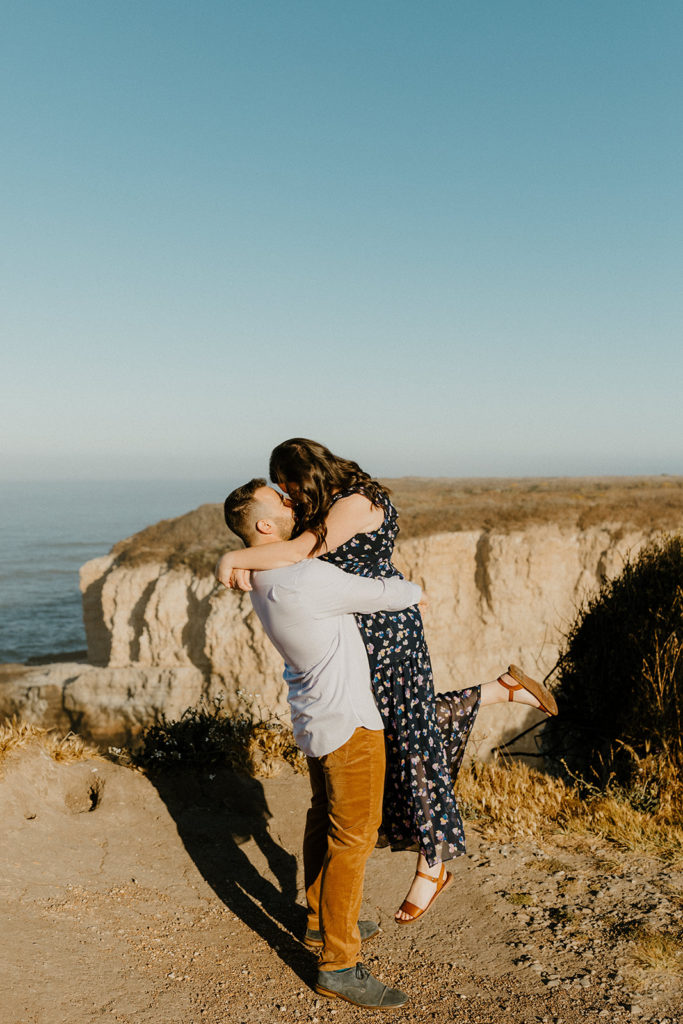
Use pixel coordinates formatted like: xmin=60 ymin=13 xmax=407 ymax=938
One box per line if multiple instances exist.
xmin=480 ymin=665 xmax=558 ymax=715
xmin=498 ymin=671 xmax=543 ymax=708
xmin=395 ymin=856 xmax=452 ymax=923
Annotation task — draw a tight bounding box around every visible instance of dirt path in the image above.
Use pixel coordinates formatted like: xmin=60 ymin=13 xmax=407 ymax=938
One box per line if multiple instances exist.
xmin=1 ymin=747 xmax=680 ymax=1024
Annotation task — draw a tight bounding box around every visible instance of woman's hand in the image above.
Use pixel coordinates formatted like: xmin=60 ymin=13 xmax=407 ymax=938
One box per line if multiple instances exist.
xmin=231 ymin=567 xmax=253 ymax=591
xmin=215 ymin=554 xmax=253 ymax=592
xmin=215 ymin=552 xmax=234 ymax=587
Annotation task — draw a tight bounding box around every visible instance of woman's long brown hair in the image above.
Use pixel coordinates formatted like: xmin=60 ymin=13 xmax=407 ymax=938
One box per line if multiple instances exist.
xmin=269 ymin=438 xmax=390 ymax=553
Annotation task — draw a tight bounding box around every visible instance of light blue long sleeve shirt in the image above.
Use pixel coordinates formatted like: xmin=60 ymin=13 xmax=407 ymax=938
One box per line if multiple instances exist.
xmin=249 ymin=559 xmax=422 ymax=757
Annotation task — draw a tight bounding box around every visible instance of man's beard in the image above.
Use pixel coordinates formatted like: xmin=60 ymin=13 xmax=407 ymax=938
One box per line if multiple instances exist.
xmin=274 ymin=515 xmax=294 ymax=540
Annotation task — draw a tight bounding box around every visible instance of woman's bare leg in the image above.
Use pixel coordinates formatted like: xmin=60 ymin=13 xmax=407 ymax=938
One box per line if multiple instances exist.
xmin=395 ymin=672 xmax=545 ymax=920
xmin=395 ymin=852 xmax=443 ymax=922
xmin=395 ymin=671 xmax=548 ymax=921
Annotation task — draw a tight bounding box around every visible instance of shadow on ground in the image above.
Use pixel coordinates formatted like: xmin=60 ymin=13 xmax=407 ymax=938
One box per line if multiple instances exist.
xmin=150 ymin=767 xmax=314 ymax=985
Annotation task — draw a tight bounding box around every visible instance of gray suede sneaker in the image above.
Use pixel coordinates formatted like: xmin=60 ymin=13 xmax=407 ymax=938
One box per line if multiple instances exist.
xmin=304 ymin=920 xmax=380 ymax=949
xmin=316 ymin=962 xmax=409 ymax=1008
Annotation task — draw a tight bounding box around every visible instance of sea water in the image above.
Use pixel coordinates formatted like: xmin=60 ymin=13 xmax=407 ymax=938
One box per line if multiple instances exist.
xmin=0 ymin=480 xmax=234 ymax=663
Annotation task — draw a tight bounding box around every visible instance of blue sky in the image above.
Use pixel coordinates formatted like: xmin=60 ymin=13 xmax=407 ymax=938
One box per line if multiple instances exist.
xmin=2 ymin=1 xmax=682 ymax=481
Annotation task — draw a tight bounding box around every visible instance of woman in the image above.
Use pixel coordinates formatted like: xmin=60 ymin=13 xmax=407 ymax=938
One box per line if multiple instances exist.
xmin=216 ymin=438 xmax=557 ymax=922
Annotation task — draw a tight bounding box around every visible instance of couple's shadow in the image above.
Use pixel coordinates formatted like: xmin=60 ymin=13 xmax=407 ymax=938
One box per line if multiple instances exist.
xmin=151 ymin=766 xmax=313 ymax=983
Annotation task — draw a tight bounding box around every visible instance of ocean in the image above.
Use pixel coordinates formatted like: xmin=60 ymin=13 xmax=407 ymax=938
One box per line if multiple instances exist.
xmin=0 ymin=480 xmax=234 ymax=664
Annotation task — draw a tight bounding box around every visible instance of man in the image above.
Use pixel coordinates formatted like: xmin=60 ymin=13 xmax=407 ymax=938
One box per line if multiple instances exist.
xmin=219 ymin=478 xmax=421 ymax=1010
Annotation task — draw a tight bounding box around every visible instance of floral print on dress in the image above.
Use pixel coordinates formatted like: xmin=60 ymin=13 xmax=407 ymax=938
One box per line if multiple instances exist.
xmin=320 ymin=488 xmax=480 ymax=866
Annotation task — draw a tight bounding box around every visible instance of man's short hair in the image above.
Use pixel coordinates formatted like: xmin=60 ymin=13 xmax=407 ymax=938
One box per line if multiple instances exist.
xmin=224 ymin=477 xmax=267 ymax=545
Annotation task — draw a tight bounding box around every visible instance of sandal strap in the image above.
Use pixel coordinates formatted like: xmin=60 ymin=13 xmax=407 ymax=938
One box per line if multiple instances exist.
xmin=415 ymin=864 xmax=445 ymax=883
xmin=397 ymin=900 xmax=422 ymax=918
xmin=497 ymin=675 xmax=523 ymax=702
xmin=396 ymin=869 xmax=453 ymax=924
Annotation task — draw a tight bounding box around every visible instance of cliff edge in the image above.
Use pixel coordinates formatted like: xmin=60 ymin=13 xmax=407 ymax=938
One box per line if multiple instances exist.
xmin=3 ymin=476 xmax=683 ymax=755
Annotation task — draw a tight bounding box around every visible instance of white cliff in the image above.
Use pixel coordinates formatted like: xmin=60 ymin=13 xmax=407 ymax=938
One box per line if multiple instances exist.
xmin=77 ymin=522 xmax=659 ymax=756
xmin=3 ymin=477 xmax=682 ymax=754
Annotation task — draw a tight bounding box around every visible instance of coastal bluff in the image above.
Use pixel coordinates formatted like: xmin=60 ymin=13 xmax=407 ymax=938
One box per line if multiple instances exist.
xmin=3 ymin=476 xmax=683 ymax=757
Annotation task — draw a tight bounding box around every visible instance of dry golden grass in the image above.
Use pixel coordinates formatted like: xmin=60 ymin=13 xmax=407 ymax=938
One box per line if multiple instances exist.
xmin=456 ymin=758 xmax=572 ymax=835
xmin=630 ymin=928 xmax=683 ymax=975
xmin=0 ymin=712 xmax=306 ymax=780
xmin=248 ymin=722 xmax=308 ymax=776
xmin=608 ymin=919 xmax=683 ymax=976
xmin=455 ymin=758 xmax=683 ymax=863
xmin=0 ymin=717 xmax=102 ymax=767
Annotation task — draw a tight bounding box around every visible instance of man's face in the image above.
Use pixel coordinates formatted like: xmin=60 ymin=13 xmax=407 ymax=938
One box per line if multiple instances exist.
xmin=253 ymin=486 xmax=295 ymax=540
xmin=278 ymin=481 xmax=301 ymax=502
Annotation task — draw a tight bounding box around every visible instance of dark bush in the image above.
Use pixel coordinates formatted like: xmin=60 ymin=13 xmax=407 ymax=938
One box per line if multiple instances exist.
xmin=546 ymin=535 xmax=683 ymax=793
xmin=135 ymin=698 xmax=254 ymax=771
xmin=134 ymin=696 xmax=307 ymax=776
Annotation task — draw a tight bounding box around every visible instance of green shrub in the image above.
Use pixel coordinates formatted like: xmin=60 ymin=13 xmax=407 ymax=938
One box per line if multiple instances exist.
xmin=134 ymin=696 xmax=307 ymax=776
xmin=135 ymin=698 xmax=254 ymax=771
xmin=546 ymin=535 xmax=683 ymax=802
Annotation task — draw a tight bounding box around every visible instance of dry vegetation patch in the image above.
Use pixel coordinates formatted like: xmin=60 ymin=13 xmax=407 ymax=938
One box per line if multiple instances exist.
xmin=133 ymin=698 xmax=307 ymax=776
xmin=607 ymin=919 xmax=683 ymax=976
xmin=455 ymin=757 xmax=683 ymax=864
xmin=0 ymin=717 xmax=102 ymax=768
xmin=382 ymin=473 xmax=683 ymax=537
xmin=629 ymin=927 xmax=683 ymax=976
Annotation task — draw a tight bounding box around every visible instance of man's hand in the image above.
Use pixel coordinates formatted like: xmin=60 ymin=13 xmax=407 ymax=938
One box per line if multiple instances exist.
xmin=215 ymin=554 xmax=253 ymax=592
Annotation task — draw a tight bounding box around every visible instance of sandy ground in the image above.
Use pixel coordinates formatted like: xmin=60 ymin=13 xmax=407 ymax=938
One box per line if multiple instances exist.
xmin=1 ymin=746 xmax=681 ymax=1024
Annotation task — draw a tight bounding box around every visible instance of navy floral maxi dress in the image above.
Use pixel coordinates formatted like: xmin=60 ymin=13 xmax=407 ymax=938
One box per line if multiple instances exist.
xmin=321 ymin=488 xmax=480 ymax=867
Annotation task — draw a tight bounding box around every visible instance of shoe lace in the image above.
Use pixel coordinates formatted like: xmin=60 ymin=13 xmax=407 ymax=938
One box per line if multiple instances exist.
xmin=354 ymin=963 xmax=370 ymax=981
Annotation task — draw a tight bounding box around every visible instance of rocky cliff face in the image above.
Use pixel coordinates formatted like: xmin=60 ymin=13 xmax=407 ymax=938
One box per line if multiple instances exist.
xmin=76 ymin=521 xmax=661 ymax=756
xmin=0 ymin=662 xmax=205 ymax=747
xmin=4 ymin=477 xmax=682 ymax=754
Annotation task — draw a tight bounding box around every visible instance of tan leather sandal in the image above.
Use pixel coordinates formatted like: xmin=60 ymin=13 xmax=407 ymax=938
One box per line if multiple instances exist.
xmin=498 ymin=664 xmax=558 ymax=716
xmin=395 ymin=863 xmax=453 ymax=925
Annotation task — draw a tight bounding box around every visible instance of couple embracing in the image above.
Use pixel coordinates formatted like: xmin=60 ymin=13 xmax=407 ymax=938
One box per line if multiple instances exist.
xmin=216 ymin=438 xmax=557 ymax=1010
